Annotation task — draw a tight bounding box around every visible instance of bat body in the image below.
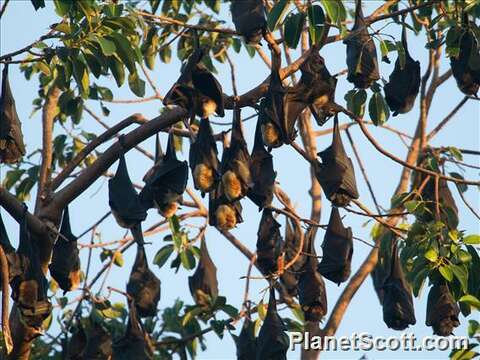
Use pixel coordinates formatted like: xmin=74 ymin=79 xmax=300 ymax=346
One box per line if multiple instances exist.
xmin=10 ymin=210 xmax=51 ymax=330
xmin=220 ymin=108 xmax=252 ymax=202
xmin=231 ymin=0 xmax=267 ymax=44
xmin=317 ymin=207 xmax=353 ymax=285
xmin=140 ymin=132 xmax=188 ymax=218
xmin=84 ymin=319 xmax=113 ymax=360
xmin=314 ymin=117 xmax=359 ymax=206
xmin=49 ymin=207 xmax=81 ymax=293
xmin=164 ymin=48 xmax=224 ymax=120
xmin=66 ymin=322 xmax=87 ymax=360
xmin=188 ymin=237 xmax=218 ymax=306
xmin=298 ymin=226 xmax=327 ymax=321
xmin=113 ymin=300 xmax=154 ymax=360
xmin=109 ymin=150 xmax=147 ymax=229
xmin=0 ymin=64 xmax=25 ymax=164
xmin=208 ymin=187 xmax=243 ymax=230
xmin=256 ymin=209 xmax=282 ymax=276
xmin=234 ymin=317 xmax=257 ymax=360
xmin=247 ymin=118 xmax=276 ymax=210
xmin=450 ymin=23 xmax=480 ymax=96
xmin=189 ymin=118 xmax=220 ymax=195
xmin=382 ymin=242 xmax=416 ymax=330
xmin=344 ymin=0 xmax=380 ymax=89
xmin=426 ymin=282 xmax=460 ymax=336
xmin=256 ymin=288 xmax=290 ymax=360
xmin=384 ymin=23 xmax=421 ymax=116
xmin=286 ymin=51 xmax=337 ymax=126
xmin=127 ymin=243 xmax=161 ymax=318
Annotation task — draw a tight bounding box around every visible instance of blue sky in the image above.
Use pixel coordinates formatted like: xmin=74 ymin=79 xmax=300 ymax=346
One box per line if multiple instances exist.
xmin=1 ymin=1 xmax=479 ymax=359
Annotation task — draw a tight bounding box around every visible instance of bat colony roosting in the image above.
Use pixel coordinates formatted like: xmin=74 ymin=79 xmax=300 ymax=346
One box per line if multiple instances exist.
xmin=0 ymin=0 xmax=479 ymax=358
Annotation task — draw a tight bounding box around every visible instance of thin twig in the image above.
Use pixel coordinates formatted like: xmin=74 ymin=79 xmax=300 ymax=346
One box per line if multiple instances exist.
xmin=0 ymin=245 xmax=12 ymax=354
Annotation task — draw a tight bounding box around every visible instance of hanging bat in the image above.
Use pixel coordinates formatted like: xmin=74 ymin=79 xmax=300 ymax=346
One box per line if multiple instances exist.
xmin=108 ymin=139 xmax=147 ymax=233
xmin=256 ymin=209 xmax=283 ymax=276
xmin=84 ymin=318 xmax=113 ymax=360
xmin=139 ymin=132 xmax=188 ymax=218
xmin=384 ymin=20 xmax=421 ymax=116
xmin=126 ymin=243 xmax=161 ymax=318
xmin=188 ymin=236 xmax=218 ymax=306
xmin=49 ymin=206 xmax=81 ymax=293
xmin=0 ymin=210 xmax=21 ymax=287
xmin=314 ymin=116 xmax=359 ymax=206
xmin=256 ymin=287 xmax=290 ymax=360
xmin=426 ymin=282 xmax=460 ymax=336
xmin=231 ymin=0 xmax=267 ymax=45
xmin=10 ymin=208 xmax=52 ymax=330
xmin=259 ymin=97 xmax=282 ymax=149
xmin=280 ymin=220 xmax=309 ymax=297
xmin=247 ymin=118 xmax=276 ymax=210
xmin=208 ymin=186 xmax=243 ymax=230
xmin=298 ymin=226 xmax=328 ymax=321
xmin=450 ymin=16 xmax=480 ymax=96
xmin=113 ymin=300 xmax=154 ymax=360
xmin=0 ymin=64 xmax=25 ymax=164
xmin=220 ymin=108 xmax=252 ymax=202
xmin=285 ymin=51 xmax=337 ymax=126
xmin=164 ymin=47 xmax=224 ymax=121
xmin=66 ymin=320 xmax=87 ymax=360
xmin=189 ymin=118 xmax=220 ymax=196
xmin=382 ymin=241 xmax=416 ymax=330
xmin=411 ymin=155 xmax=459 ymax=229
xmin=234 ymin=316 xmax=257 ymax=360
xmin=344 ymin=0 xmax=380 ymax=89
xmin=317 ymin=207 xmax=353 ymax=285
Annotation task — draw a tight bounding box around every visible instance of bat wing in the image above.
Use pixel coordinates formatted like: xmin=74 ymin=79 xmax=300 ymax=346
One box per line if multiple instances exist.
xmin=426 ymin=282 xmax=460 ymax=336
xmin=84 ymin=321 xmax=113 ymax=359
xmin=192 ymin=65 xmax=225 ymax=117
xmin=188 ymin=237 xmax=218 ymax=304
xmin=256 ymin=209 xmax=282 ymax=275
xmin=235 ymin=317 xmax=257 ymax=360
xmin=231 ymin=0 xmax=266 ymax=44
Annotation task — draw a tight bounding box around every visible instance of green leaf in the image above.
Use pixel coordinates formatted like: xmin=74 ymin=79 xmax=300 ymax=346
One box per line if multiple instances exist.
xmin=107 ymin=56 xmax=125 ymax=87
xmin=284 ymin=13 xmax=305 ymax=49
xmin=459 ymin=295 xmax=480 ymax=310
xmin=468 ymin=319 xmax=480 ymax=338
xmin=220 ymin=304 xmax=239 ymax=318
xmin=307 ymin=4 xmax=325 ymax=44
xmin=257 ymin=300 xmax=267 ymax=321
xmin=464 ymin=235 xmax=480 ymax=245
xmin=449 ymin=146 xmax=463 ymax=161
xmin=267 ymin=0 xmax=290 ymax=31
xmin=439 ymin=265 xmax=453 ymax=282
xmin=404 ymin=200 xmax=419 ymax=213
xmin=412 ymin=268 xmax=428 ymax=297
xmin=390 ymin=192 xmax=410 ymax=208
xmin=451 ymin=264 xmax=468 ymax=292
xmin=244 ymin=45 xmax=256 ymax=58
xmin=154 ymin=244 xmax=174 ymax=268
xmin=128 ymin=71 xmax=146 ymax=97
xmin=380 ymin=40 xmax=389 ymax=59
xmin=210 ymin=320 xmax=226 ymax=339
xmin=159 ymin=45 xmax=172 ymax=64
xmin=232 ymin=38 xmax=242 ymax=53
xmin=94 ymin=36 xmax=116 ymax=56
xmin=113 ymin=251 xmax=124 ymax=267
xmin=424 ymin=248 xmax=438 ymax=262
xmin=3 ymin=169 xmax=25 ymax=190
xmin=396 ymin=41 xmax=406 ymax=70
xmin=321 ymin=0 xmax=346 ymax=26
xmin=368 ymin=92 xmax=389 ymax=125
xmin=71 ymin=58 xmax=89 ymax=98
xmin=108 ymin=33 xmax=137 ymax=73
xmin=31 ymin=0 xmax=45 ymax=10
xmin=345 ymin=89 xmax=367 ymax=118
xmin=180 ymin=249 xmax=196 ymax=270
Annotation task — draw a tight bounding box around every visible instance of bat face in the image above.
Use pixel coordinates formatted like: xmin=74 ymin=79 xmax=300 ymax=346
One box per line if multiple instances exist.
xmin=317 ymin=207 xmax=353 ymax=285
xmin=109 ymin=154 xmax=147 ymax=229
xmin=0 ymin=64 xmax=25 ymax=164
xmin=208 ymin=186 xmax=243 ymax=230
xmin=426 ymin=282 xmax=460 ymax=336
xmin=256 ymin=209 xmax=283 ymax=275
xmin=247 ymin=119 xmax=276 ymax=210
xmin=343 ymin=0 xmax=380 ymax=89
xmin=298 ymin=227 xmax=328 ymax=321
xmin=141 ymin=132 xmax=188 ymax=216
xmin=84 ymin=319 xmax=113 ymax=359
xmin=49 ymin=207 xmax=81 ymax=293
xmin=235 ymin=317 xmax=257 ymax=360
xmin=219 ymin=109 xmax=252 ymax=201
xmin=127 ymin=244 xmax=161 ymax=318
xmin=113 ymin=301 xmax=154 ymax=360
xmin=315 ymin=118 xmax=359 ymax=206
xmin=192 ymin=63 xmax=225 ymax=118
xmin=382 ymin=242 xmax=416 ymax=330
xmin=189 ymin=118 xmax=220 ymax=195
xmin=384 ymin=26 xmax=421 ymax=116
xmin=231 ymin=0 xmax=267 ymax=44
xmin=451 ymin=28 xmax=480 ymax=95
xmin=256 ymin=288 xmax=290 ymax=360
xmin=188 ymin=237 xmax=218 ymax=306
